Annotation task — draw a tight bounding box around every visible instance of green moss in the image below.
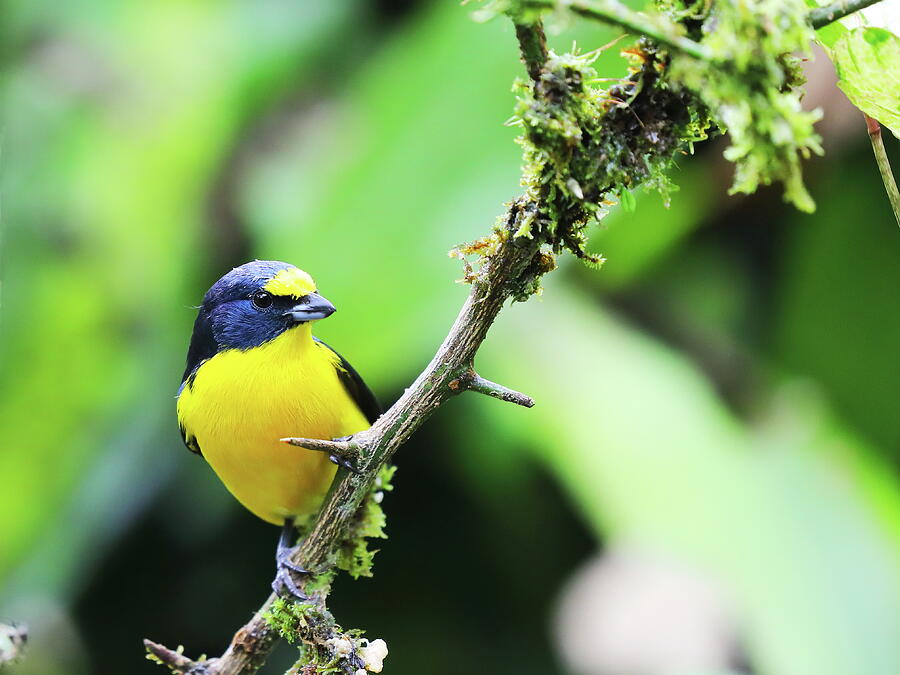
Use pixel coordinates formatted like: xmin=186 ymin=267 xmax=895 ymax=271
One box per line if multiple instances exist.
xmin=452 ymin=34 xmax=714 ymax=300
xmin=492 ymin=0 xmax=825 ymax=232
xmin=334 ymin=464 xmax=396 ymax=579
xmin=512 ymin=41 xmax=712 ymax=258
xmin=266 ymin=596 xmax=378 ymax=673
xmin=665 ymin=0 xmax=822 ymax=211
xmin=264 ymin=597 xmax=320 ymax=644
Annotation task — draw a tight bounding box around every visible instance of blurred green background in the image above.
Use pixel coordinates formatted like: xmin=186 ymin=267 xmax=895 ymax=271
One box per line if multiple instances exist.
xmin=2 ymin=1 xmax=900 ymax=674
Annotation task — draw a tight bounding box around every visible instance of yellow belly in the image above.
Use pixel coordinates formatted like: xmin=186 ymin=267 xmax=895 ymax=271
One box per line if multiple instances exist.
xmin=176 ymin=325 xmax=370 ymax=525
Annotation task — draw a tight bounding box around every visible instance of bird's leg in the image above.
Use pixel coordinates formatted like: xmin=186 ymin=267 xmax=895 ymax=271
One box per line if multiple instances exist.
xmin=272 ymin=517 xmax=310 ymax=600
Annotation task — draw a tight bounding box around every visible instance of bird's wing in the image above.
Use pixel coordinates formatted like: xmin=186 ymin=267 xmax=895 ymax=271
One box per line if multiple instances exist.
xmin=314 ymin=338 xmax=381 ymax=424
xmin=179 ymin=421 xmax=203 ymax=456
xmin=176 ymin=379 xmax=203 ymax=456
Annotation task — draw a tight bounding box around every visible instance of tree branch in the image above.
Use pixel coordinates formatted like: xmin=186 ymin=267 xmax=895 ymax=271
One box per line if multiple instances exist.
xmin=864 ymin=114 xmax=900 ymax=228
xmin=520 ymin=0 xmax=890 ymax=57
xmin=809 ymin=0 xmax=883 ymax=29
xmin=145 ymin=22 xmax=550 ymax=675
xmin=522 ymin=0 xmax=714 ymax=60
xmin=514 ymin=21 xmax=550 ymax=82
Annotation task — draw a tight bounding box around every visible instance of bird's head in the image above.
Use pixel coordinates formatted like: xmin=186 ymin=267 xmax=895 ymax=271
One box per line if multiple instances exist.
xmin=183 ymin=261 xmax=335 ymax=380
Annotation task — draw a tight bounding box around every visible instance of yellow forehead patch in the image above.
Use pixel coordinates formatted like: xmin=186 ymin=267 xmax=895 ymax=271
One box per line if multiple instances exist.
xmin=264 ymin=267 xmax=317 ymax=298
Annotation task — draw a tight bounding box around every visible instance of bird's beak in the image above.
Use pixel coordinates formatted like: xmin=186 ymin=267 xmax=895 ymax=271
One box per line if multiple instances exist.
xmin=284 ymin=292 xmax=336 ymax=323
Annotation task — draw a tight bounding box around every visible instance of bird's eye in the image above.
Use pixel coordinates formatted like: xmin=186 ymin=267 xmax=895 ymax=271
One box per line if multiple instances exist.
xmin=251 ymin=291 xmax=273 ymax=309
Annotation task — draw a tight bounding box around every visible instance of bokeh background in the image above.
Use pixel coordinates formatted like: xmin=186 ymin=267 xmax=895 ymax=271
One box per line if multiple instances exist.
xmin=2 ymin=1 xmax=900 ymax=674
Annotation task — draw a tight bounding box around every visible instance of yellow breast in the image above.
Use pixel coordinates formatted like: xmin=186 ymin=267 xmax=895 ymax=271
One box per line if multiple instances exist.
xmin=176 ymin=324 xmax=370 ymax=525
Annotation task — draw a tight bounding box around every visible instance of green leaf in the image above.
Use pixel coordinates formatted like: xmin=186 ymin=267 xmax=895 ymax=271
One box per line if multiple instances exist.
xmin=832 ymin=27 xmax=900 ymax=138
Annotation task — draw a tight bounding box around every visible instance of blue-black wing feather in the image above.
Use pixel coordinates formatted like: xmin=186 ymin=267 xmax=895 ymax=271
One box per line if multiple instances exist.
xmin=315 ymin=338 xmax=381 ymax=424
xmin=179 ymin=422 xmax=202 ymax=456
xmin=178 ymin=308 xmax=218 ymax=456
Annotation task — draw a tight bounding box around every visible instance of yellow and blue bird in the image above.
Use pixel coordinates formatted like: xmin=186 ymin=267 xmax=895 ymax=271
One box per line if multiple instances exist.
xmin=176 ymin=260 xmax=379 ymax=596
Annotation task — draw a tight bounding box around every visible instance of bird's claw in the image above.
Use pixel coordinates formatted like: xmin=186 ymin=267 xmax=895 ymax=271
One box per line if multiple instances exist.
xmin=327 ymin=436 xmax=363 ymax=473
xmin=276 ymin=546 xmax=309 ymax=575
xmin=273 ymin=522 xmax=310 ymax=601
xmin=273 ymin=547 xmax=310 ymax=600
xmin=272 ymin=565 xmax=307 ymax=601
xmin=328 ymin=452 xmax=362 ymax=473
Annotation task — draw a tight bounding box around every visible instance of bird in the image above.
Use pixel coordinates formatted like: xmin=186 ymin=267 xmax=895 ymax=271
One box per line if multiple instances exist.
xmin=176 ymin=260 xmax=380 ymax=597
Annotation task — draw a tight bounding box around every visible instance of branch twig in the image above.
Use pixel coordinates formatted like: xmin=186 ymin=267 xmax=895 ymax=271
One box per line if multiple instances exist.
xmin=522 ymin=0 xmax=714 ymax=60
xmin=280 ymin=437 xmax=358 ymax=454
xmin=809 ymin=0 xmax=883 ymax=29
xmin=521 ymin=0 xmax=889 ymax=57
xmin=451 ymin=368 xmax=535 ymax=408
xmin=144 ymin=640 xmax=208 ymax=675
xmin=864 ymin=114 xmax=900 ymax=228
xmin=281 ymin=436 xmax=366 ymax=473
xmin=514 ymin=21 xmax=550 ymax=82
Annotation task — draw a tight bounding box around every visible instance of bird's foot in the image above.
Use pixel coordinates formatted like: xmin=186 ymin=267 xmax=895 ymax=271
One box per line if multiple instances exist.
xmin=272 ymin=567 xmax=307 ymax=601
xmin=272 ymin=546 xmax=310 ymax=601
xmin=328 ymin=452 xmax=361 ymax=473
xmin=327 ymin=436 xmax=363 ymax=474
xmin=272 ymin=517 xmax=311 ymax=601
